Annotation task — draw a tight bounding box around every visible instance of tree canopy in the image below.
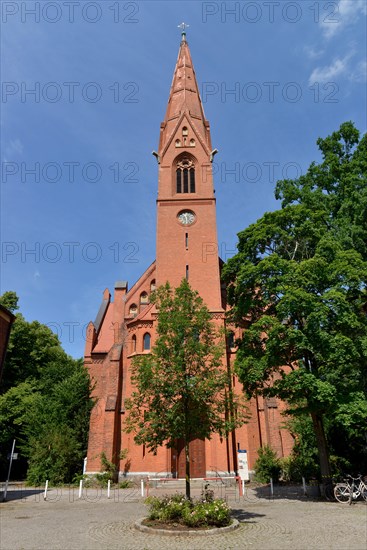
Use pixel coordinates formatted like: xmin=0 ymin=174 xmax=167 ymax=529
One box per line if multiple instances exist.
xmin=0 ymin=292 xmax=93 ymax=484
xmin=223 ymin=122 xmax=367 ymax=480
xmin=0 ymin=291 xmax=19 ymax=313
xmin=125 ymin=279 xmax=247 ymax=498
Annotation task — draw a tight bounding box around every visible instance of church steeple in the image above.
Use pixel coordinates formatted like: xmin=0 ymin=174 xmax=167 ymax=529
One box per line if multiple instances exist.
xmin=159 ymin=32 xmax=212 ymax=157
xmin=155 ymin=32 xmax=221 ymax=310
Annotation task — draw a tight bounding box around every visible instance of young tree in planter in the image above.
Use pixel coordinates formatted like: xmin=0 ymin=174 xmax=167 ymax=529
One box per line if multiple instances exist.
xmin=125 ymin=279 xmax=247 ymax=499
xmin=223 ymin=122 xmax=367 ymax=487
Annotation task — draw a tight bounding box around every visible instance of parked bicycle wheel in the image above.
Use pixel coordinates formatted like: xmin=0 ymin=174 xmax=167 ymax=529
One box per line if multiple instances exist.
xmin=361 ymin=484 xmax=367 ymax=502
xmin=334 ymin=483 xmax=351 ymax=503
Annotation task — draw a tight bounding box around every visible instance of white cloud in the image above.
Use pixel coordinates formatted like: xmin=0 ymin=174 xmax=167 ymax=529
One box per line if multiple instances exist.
xmin=309 ymin=53 xmax=354 ymax=84
xmin=304 ymin=46 xmax=325 ymax=60
xmin=349 ymin=60 xmax=367 ymax=82
xmin=32 ymin=270 xmax=42 ymax=291
xmin=3 ymin=138 xmax=23 ymax=161
xmin=320 ymin=0 xmax=367 ymax=39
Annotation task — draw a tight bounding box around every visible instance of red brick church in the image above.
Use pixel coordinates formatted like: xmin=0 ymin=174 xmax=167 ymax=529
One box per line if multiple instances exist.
xmin=84 ymin=31 xmax=293 ymax=479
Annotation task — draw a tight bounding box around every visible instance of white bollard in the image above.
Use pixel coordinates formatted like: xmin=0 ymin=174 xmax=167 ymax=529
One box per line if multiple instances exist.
xmin=270 ymin=477 xmax=274 ymax=497
xmin=141 ymin=479 xmax=144 ymax=497
xmin=44 ymin=480 xmax=49 ymax=500
xmin=78 ymin=479 xmax=83 ymax=499
xmin=107 ymin=479 xmax=111 ymax=499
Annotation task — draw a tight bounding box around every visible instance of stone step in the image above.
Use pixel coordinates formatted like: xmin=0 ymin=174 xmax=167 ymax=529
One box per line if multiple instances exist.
xmin=148 ymin=477 xmax=235 ymax=489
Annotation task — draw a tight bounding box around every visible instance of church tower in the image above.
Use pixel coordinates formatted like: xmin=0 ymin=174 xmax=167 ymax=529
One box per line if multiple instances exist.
xmin=84 ymin=31 xmax=293 ymax=480
xmin=155 ymin=30 xmax=222 ymax=311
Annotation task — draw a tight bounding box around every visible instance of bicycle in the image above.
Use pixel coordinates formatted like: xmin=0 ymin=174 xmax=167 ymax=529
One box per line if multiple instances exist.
xmin=334 ymin=474 xmax=367 ymax=504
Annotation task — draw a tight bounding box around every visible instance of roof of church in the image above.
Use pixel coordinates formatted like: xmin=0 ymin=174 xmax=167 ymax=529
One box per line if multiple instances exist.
xmin=93 ymin=302 xmax=114 ymax=353
xmin=93 ymin=288 xmax=110 ymax=332
xmin=124 ymin=261 xmax=156 ymax=304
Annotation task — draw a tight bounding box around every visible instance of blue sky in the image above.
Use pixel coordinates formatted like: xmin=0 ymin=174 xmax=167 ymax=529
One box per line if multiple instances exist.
xmin=1 ymin=0 xmax=366 ymax=358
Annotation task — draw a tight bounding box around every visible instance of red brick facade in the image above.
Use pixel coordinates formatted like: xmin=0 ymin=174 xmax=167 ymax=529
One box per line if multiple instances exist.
xmin=85 ymin=34 xmax=293 ymax=478
xmin=0 ymin=305 xmax=15 ymax=384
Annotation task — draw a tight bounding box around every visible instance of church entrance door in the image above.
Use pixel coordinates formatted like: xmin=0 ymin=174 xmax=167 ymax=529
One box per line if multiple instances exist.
xmin=171 ymin=438 xmax=206 ymax=479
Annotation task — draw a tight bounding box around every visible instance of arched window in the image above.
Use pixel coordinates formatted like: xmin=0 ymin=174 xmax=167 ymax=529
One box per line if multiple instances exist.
xmin=176 ymin=168 xmax=182 ymax=193
xmin=182 ymin=126 xmax=188 ymax=136
xmin=189 ymin=139 xmax=195 ymax=147
xmin=143 ymin=333 xmax=151 ymax=351
xmin=190 ymin=169 xmax=195 ymax=193
xmin=183 ymin=168 xmax=189 ymax=193
xmin=150 ymin=279 xmax=156 ymax=292
xmin=131 ymin=334 xmax=137 ymax=353
xmin=176 ymin=157 xmax=195 ymax=194
xmin=140 ymin=292 xmax=149 ymax=304
xmin=129 ymin=304 xmax=138 ymax=317
xmin=175 ymin=139 xmax=181 ymax=148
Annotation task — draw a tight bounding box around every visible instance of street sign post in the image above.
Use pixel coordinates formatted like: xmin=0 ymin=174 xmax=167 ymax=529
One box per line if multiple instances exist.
xmin=237 ymin=449 xmax=249 ymax=494
xmin=3 ymin=439 xmax=16 ymax=501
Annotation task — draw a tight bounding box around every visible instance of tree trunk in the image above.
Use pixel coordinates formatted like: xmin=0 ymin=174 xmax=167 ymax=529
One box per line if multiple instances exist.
xmin=183 ymin=386 xmax=191 ymax=499
xmin=185 ymin=439 xmax=191 ymax=500
xmin=310 ymin=412 xmax=332 ymax=485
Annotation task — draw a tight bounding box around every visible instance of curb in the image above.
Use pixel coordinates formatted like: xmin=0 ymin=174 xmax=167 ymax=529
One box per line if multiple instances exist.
xmin=134 ymin=517 xmax=240 ymax=536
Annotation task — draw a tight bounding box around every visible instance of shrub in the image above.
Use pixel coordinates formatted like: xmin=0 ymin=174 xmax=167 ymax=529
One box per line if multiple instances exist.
xmin=254 ymin=445 xmax=281 ymax=483
xmin=95 ymin=472 xmax=110 ymax=487
xmin=145 ymin=493 xmax=188 ymax=520
xmin=279 ymin=453 xmax=321 ymax=483
xmin=279 ymin=456 xmax=305 ymax=483
xmin=144 ymin=493 xmax=231 ymax=528
xmin=182 ymin=502 xmax=208 ymax=527
xmin=119 ymin=480 xmax=133 ymax=489
xmin=72 ymin=473 xmax=112 ymax=488
xmin=183 ymin=499 xmax=231 ymax=528
xmin=100 ymin=452 xmax=116 ymax=479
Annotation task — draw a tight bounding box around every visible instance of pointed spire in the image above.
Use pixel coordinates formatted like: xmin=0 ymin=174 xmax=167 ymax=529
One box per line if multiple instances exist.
xmin=160 ymin=31 xmax=209 ymax=151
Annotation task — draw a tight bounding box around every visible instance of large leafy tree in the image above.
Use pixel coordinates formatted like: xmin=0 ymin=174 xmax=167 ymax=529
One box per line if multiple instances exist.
xmin=0 ymin=291 xmax=19 ymax=313
xmin=0 ymin=292 xmax=93 ymax=483
xmin=125 ymin=279 xmax=247 ymax=498
xmin=223 ymin=122 xmax=367 ymax=483
xmin=24 ymin=358 xmax=93 ymax=485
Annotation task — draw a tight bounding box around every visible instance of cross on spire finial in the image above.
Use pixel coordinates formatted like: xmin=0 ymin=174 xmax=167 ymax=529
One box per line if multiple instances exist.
xmin=178 ymin=22 xmax=189 ymax=41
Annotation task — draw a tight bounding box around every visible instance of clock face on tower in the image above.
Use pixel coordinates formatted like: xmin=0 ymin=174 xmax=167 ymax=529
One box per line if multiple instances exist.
xmin=177 ymin=210 xmax=196 ymax=225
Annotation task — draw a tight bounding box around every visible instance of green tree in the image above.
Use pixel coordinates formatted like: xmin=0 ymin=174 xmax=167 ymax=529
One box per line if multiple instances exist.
xmin=1 ymin=313 xmax=61 ymax=392
xmin=0 ymin=381 xmax=38 ymax=475
xmin=0 ymin=291 xmax=19 ymax=313
xmin=223 ymin=122 xmax=367 ymax=485
xmin=125 ymin=279 xmax=247 ymax=499
xmin=24 ymin=359 xmax=93 ymax=485
xmin=0 ymin=292 xmax=94 ymax=483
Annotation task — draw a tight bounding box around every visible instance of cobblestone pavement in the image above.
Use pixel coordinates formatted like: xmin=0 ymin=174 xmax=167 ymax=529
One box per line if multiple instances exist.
xmin=0 ymin=483 xmax=366 ymax=550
